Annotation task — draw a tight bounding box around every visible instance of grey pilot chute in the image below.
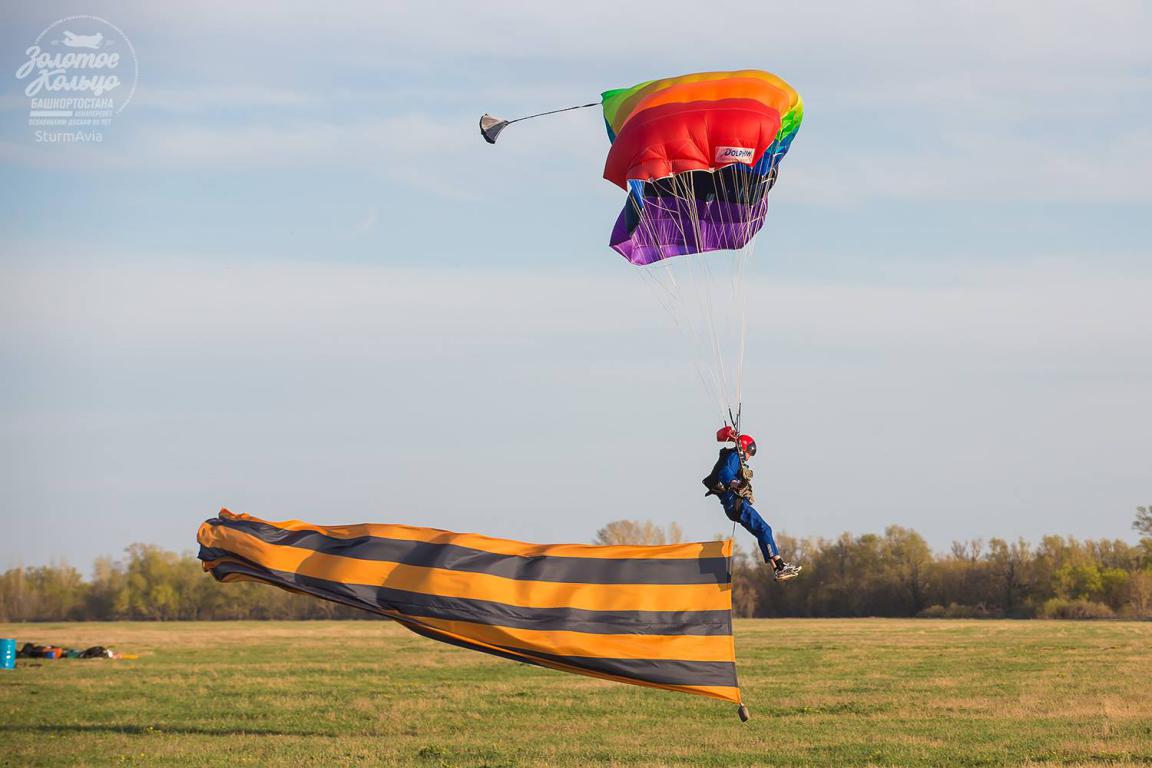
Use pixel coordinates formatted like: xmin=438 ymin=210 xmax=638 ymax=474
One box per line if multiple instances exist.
xmin=479 ymin=114 xmax=510 ymax=144
xmin=477 ymin=102 xmax=600 ymax=145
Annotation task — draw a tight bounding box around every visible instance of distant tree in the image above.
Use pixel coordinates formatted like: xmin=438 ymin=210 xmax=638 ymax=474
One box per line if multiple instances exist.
xmin=950 ymin=539 xmax=984 ymax=562
xmin=883 ymin=526 xmax=933 ymax=615
xmin=117 ymin=544 xmax=202 ymax=620
xmin=0 ymin=563 xmax=86 ymax=621
xmin=1099 ymin=568 xmax=1131 ymax=611
xmin=820 ymin=533 xmax=858 ymax=615
xmin=594 ymin=520 xmax=683 ymax=546
xmin=0 ymin=568 xmax=27 ymax=622
xmin=1135 ymin=506 xmax=1152 ymax=538
xmin=726 ymin=539 xmax=760 ymax=618
xmin=1055 ymin=562 xmax=1104 ymax=602
xmin=86 ymin=556 xmax=127 ymax=619
xmin=986 ymin=538 xmax=1031 ymax=614
xmin=1126 ymin=570 xmax=1152 ymax=617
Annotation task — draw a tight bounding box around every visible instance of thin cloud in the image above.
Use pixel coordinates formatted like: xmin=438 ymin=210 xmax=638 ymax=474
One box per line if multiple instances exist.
xmin=5 ymin=260 xmax=1149 ymax=358
xmin=786 ymin=131 xmax=1152 ymax=205
xmin=353 ymin=209 xmax=379 ymax=234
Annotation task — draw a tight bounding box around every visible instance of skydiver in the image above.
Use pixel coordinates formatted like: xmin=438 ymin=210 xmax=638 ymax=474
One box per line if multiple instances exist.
xmin=703 ymin=427 xmax=802 ymax=581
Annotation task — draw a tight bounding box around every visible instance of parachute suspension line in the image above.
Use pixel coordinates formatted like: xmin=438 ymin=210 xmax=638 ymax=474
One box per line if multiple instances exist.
xmin=628 ymin=154 xmax=782 ymax=421
xmin=680 ymin=175 xmax=718 ymax=379
xmin=729 ymin=173 xmax=747 ymax=403
xmin=634 ymin=183 xmax=701 ymax=402
xmin=663 ymin=195 xmax=723 ymax=416
xmin=685 ymin=170 xmax=743 ymax=416
xmin=629 ymin=166 xmax=768 ymax=422
xmin=724 ymin=167 xmax=761 ymax=409
xmin=479 ymin=102 xmax=600 ymax=144
xmin=634 ymin=190 xmax=730 ymax=423
xmin=712 ymin=175 xmax=741 ymax=407
xmin=674 ymin=176 xmax=730 ymax=421
xmin=638 ymin=265 xmax=725 ymax=420
xmin=633 ymin=182 xmax=730 ymax=422
xmin=673 ymin=171 xmax=731 ymax=416
xmin=715 ymin=172 xmax=748 ymax=409
xmin=735 ymin=246 xmax=749 ymax=407
xmin=718 ymin=163 xmax=764 ymax=412
xmin=507 ymin=101 xmax=601 ymax=125
xmin=721 ymin=169 xmax=759 ymax=413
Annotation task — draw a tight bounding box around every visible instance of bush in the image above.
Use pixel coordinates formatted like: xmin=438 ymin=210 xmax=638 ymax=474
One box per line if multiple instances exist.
xmin=1039 ymin=598 xmax=1114 ymax=619
xmin=918 ymin=602 xmax=998 ymax=619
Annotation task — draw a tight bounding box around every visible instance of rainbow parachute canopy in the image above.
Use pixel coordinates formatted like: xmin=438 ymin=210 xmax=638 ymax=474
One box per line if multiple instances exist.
xmin=600 ymin=70 xmax=803 ymax=265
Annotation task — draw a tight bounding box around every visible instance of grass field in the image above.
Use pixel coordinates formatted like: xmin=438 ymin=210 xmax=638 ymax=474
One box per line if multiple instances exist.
xmin=1 ymin=619 xmax=1150 ymax=767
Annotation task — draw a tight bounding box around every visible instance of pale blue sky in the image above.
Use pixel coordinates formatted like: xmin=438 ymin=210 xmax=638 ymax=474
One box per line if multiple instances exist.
xmin=2 ymin=1 xmax=1150 ymax=571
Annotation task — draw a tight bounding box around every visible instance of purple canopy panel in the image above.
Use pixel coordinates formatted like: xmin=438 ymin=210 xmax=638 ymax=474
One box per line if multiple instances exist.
xmin=610 ymin=196 xmax=769 ymax=266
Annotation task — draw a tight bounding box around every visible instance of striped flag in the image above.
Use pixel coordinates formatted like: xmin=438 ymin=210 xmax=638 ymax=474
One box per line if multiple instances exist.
xmin=197 ymin=509 xmax=741 ymax=705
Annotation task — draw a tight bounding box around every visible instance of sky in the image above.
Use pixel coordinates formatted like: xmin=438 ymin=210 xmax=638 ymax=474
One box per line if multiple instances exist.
xmin=1 ymin=0 xmax=1149 ymax=572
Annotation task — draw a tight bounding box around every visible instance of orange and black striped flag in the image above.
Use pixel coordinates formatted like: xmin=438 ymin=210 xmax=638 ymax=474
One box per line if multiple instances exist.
xmin=197 ymin=509 xmax=741 ymax=705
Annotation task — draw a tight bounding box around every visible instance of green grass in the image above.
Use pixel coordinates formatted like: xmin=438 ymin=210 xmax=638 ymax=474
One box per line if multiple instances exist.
xmin=1 ymin=620 xmax=1150 ymax=767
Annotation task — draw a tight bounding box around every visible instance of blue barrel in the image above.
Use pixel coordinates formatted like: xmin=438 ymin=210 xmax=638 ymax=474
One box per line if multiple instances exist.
xmin=0 ymin=639 xmax=15 ymax=670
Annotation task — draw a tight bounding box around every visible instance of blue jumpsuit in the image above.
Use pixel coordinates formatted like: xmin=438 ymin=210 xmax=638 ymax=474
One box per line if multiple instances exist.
xmin=713 ymin=448 xmax=779 ymax=563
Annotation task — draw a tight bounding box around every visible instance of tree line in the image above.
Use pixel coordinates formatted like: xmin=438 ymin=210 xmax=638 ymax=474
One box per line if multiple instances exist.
xmin=2 ymin=508 xmax=1149 ymax=622
xmin=607 ymin=510 xmax=1152 ymax=619
xmin=731 ymin=526 xmax=1151 ymax=619
xmin=0 ymin=544 xmax=367 ymax=622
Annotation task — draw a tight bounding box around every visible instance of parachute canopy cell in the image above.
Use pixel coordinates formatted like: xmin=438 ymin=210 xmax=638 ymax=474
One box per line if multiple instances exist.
xmin=600 ymin=70 xmax=803 ymax=265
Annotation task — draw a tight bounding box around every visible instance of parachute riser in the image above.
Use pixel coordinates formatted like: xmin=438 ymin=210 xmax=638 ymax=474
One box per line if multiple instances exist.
xmin=727 ymin=404 xmax=749 ymax=468
xmin=724 ymin=403 xmax=755 ymax=510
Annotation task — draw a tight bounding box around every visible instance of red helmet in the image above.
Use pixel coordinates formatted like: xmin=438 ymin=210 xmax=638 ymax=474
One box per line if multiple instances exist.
xmin=739 ymin=434 xmax=757 ymax=456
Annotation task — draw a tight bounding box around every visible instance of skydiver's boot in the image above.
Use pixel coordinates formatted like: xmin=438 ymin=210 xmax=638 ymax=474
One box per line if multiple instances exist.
xmin=771 ymin=557 xmax=802 ymax=582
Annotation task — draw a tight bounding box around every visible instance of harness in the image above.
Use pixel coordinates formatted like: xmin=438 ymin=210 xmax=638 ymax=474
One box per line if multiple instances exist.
xmin=737 ymin=462 xmax=756 ymax=504
xmin=702 ymin=448 xmax=756 ymax=504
